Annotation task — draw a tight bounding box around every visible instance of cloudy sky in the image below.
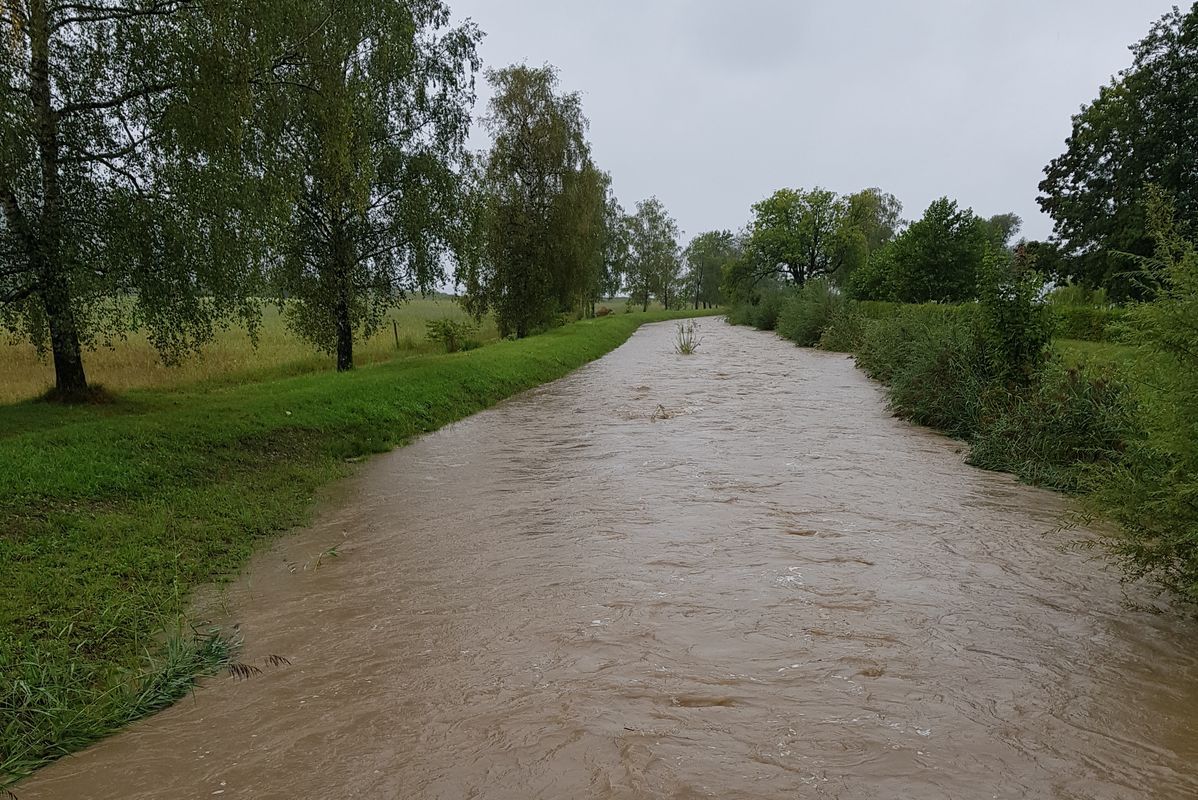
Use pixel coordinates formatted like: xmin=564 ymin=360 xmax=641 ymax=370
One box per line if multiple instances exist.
xmin=449 ymin=0 xmax=1177 ymax=243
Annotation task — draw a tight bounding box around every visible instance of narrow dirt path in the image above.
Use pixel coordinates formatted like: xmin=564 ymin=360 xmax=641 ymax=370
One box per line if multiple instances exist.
xmin=20 ymin=319 xmax=1198 ymax=799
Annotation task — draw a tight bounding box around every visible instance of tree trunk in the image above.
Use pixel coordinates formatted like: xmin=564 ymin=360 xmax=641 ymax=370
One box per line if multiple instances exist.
xmin=335 ymin=307 xmax=353 ymax=371
xmin=333 ymin=269 xmax=353 ymax=371
xmin=31 ymin=0 xmax=87 ymax=397
xmin=331 ymin=222 xmax=354 ymax=372
xmin=43 ymin=272 xmax=88 ymax=396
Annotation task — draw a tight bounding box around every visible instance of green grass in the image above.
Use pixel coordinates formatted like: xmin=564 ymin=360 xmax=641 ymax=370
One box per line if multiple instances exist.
xmin=1054 ymin=338 xmax=1138 ymax=369
xmin=0 ymin=308 xmax=719 ymax=786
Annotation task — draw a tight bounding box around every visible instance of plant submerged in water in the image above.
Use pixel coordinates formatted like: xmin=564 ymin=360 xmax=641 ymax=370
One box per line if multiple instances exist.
xmin=675 ymin=320 xmax=702 ymax=354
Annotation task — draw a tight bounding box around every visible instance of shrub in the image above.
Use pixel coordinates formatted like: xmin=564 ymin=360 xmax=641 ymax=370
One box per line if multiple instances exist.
xmin=817 ymin=303 xmax=866 ymax=352
xmin=726 ymin=288 xmax=788 ymax=331
xmin=775 ymin=279 xmax=843 ymax=346
xmin=1090 ymin=190 xmax=1198 ymax=602
xmin=1048 ymin=284 xmax=1109 ymax=307
xmin=425 ymin=318 xmax=478 ymax=353
xmin=969 ymin=360 xmax=1134 ymax=492
xmin=854 ymin=303 xmax=973 ymax=384
xmin=974 ymin=253 xmax=1054 ymax=385
xmin=868 ymin=307 xmax=990 ymax=437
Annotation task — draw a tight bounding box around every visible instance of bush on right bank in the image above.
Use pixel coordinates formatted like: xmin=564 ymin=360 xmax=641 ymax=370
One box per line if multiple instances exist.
xmin=727 ymin=225 xmax=1198 ymax=604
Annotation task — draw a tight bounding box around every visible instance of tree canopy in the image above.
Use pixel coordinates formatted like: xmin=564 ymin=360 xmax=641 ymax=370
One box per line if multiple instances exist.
xmin=268 ymin=0 xmax=481 ymax=371
xmin=458 ymin=64 xmax=608 ymax=337
xmin=0 ymin=0 xmax=279 ymax=396
xmin=726 ymin=188 xmax=851 ymax=294
xmin=625 ymin=197 xmax=681 ymax=311
xmin=839 ymin=187 xmax=903 ymax=281
xmin=1038 ymin=4 xmax=1198 ymax=297
xmin=684 ymin=230 xmax=737 ymax=309
xmin=848 ymin=197 xmax=993 ymax=303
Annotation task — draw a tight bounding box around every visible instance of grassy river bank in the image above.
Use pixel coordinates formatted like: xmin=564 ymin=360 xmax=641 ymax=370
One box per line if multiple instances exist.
xmin=0 ymin=309 xmax=717 ymax=786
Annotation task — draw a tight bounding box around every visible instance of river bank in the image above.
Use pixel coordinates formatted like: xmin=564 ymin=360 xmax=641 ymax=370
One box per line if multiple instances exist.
xmin=0 ymin=309 xmax=717 ymax=786
xmin=15 ymin=319 xmax=1198 ymax=799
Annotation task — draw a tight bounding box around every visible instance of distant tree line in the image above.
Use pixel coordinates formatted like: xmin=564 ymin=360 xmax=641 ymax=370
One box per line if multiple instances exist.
xmin=0 ymin=1 xmax=700 ymax=399
xmin=717 ymin=182 xmax=1024 ymax=306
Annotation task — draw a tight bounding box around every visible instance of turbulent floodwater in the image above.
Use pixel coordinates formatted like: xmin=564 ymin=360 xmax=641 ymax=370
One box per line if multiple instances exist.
xmin=20 ymin=319 xmax=1198 ymax=799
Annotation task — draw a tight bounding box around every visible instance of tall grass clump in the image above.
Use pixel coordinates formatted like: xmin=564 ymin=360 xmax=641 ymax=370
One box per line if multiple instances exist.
xmin=863 ymin=306 xmax=992 ymax=437
xmin=674 ymin=319 xmax=702 ymax=354
xmin=1090 ymin=191 xmax=1198 ymax=602
xmin=1 ymin=629 xmax=234 ymax=786
xmin=775 ymin=279 xmax=845 ymax=346
xmin=968 ymin=361 xmax=1134 ymax=492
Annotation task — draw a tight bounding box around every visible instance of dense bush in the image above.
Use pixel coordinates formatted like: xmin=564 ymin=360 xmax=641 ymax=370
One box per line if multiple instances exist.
xmin=974 ymin=254 xmax=1055 ymax=384
xmin=775 ymin=279 xmax=844 ymax=346
xmin=726 ymin=288 xmax=787 ymax=331
xmin=1051 ymin=304 xmax=1128 ymax=342
xmin=855 ymin=304 xmax=990 ymax=436
xmin=817 ymin=301 xmax=867 ymax=352
xmin=969 ymin=361 xmax=1133 ymax=492
xmin=1091 ymin=193 xmax=1198 ymax=602
xmin=425 ymin=318 xmax=479 ymax=353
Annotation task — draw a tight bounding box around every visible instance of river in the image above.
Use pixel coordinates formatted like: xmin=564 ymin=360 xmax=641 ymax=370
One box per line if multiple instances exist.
xmin=18 ymin=318 xmax=1198 ymax=799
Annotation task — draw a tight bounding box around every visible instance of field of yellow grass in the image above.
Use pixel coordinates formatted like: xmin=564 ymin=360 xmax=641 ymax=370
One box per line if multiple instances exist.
xmin=1 ymin=296 xmax=498 ymax=404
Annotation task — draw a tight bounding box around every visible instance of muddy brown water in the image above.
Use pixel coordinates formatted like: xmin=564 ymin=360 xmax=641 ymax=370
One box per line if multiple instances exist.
xmin=18 ymin=319 xmax=1198 ymax=799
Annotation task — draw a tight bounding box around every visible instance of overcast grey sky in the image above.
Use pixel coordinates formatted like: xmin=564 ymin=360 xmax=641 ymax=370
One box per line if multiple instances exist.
xmin=449 ymin=1 xmax=1177 ymax=243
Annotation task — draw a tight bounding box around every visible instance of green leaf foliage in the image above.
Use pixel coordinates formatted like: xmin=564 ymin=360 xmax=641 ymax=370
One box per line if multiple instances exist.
xmin=1038 ymin=5 xmax=1198 ymax=297
xmin=0 ymin=0 xmax=288 ymax=396
xmin=625 ymin=196 xmax=682 ymax=311
xmin=265 ymin=0 xmax=481 ymax=371
xmin=459 ymin=64 xmax=612 ymax=337
xmin=683 ymin=230 xmax=737 ymax=309
xmin=849 ymin=197 xmax=993 ymax=304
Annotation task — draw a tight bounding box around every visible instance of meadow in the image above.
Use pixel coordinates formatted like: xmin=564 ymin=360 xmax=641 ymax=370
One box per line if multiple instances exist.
xmin=0 ymin=297 xmax=500 ymax=405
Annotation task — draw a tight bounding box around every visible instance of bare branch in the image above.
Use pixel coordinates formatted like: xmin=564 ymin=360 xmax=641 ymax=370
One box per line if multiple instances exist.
xmin=61 ymin=129 xmax=153 ymax=163
xmin=49 ymin=0 xmax=194 ymax=32
xmin=0 ymin=281 xmax=38 ymax=304
xmin=58 ymin=81 xmax=175 ymax=116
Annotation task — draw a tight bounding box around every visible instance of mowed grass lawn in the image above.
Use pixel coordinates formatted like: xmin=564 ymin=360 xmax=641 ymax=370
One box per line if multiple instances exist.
xmin=0 ymin=308 xmax=719 ymax=785
xmin=0 ymin=296 xmax=500 ymax=404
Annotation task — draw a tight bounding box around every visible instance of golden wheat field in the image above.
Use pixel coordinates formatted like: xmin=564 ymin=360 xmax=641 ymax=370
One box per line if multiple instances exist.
xmin=0 ymin=297 xmax=498 ymax=404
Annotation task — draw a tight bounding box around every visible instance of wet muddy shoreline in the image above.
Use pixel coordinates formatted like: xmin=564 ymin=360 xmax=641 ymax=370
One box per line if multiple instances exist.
xmin=19 ymin=319 xmax=1198 ymax=799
